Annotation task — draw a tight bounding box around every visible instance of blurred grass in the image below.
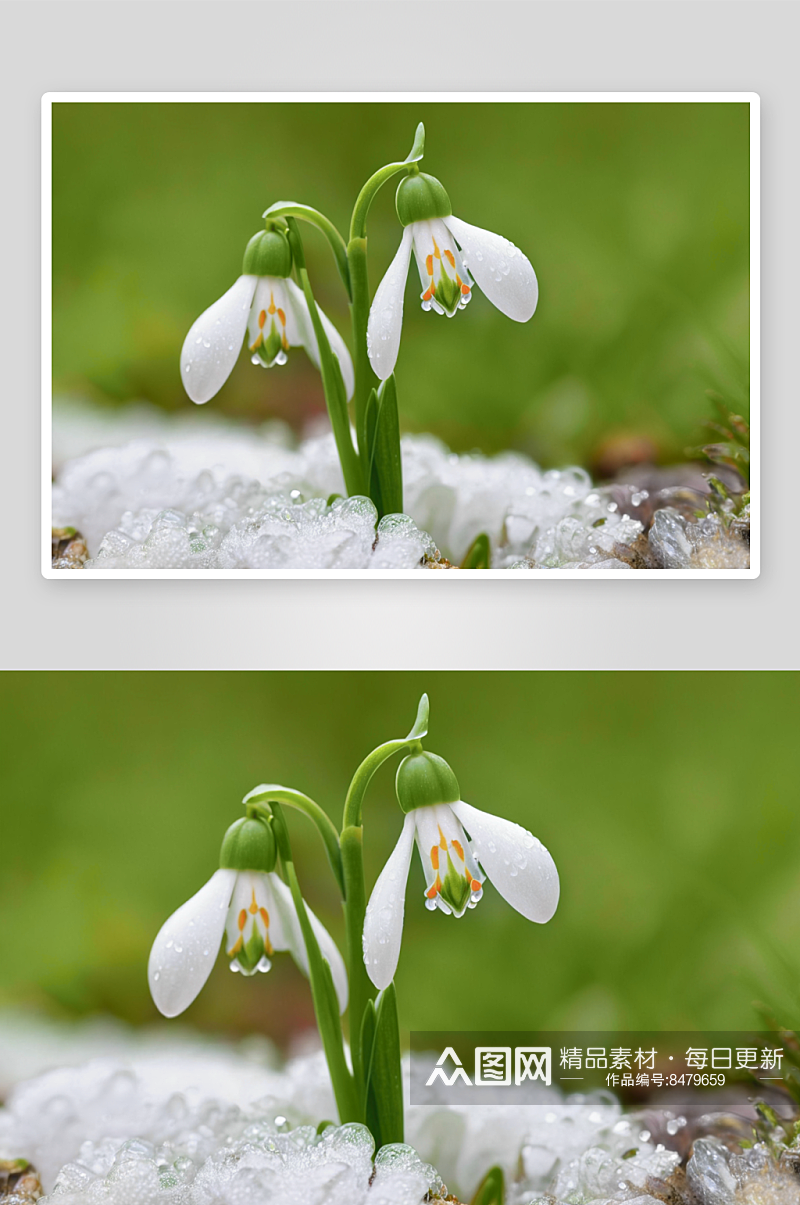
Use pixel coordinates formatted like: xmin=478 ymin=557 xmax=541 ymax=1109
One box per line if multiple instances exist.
xmin=52 ymin=101 xmax=750 ymax=468
xmin=0 ymin=672 xmax=796 ymax=1045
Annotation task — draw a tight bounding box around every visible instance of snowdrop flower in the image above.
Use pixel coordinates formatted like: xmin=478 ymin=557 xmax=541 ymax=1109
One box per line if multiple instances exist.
xmin=363 ymin=750 xmax=558 ymax=990
xmin=180 ymin=226 xmax=354 ymax=404
xmin=367 ymin=171 xmax=538 ymax=380
xmin=149 ymin=816 xmax=348 ymax=1017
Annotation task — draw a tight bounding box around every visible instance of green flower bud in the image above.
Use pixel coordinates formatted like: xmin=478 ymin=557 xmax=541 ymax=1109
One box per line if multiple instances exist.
xmin=395 ymin=750 xmax=460 ymax=813
xmin=219 ymin=816 xmax=277 ymax=873
xmin=242 ymin=228 xmax=292 ymax=278
xmin=395 ymin=172 xmax=452 ymax=227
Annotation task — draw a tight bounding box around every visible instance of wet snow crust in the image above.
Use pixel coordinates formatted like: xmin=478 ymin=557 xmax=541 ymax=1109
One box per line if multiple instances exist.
xmin=0 ymin=1014 xmax=792 ymax=1205
xmin=51 ymin=404 xmax=642 ymax=570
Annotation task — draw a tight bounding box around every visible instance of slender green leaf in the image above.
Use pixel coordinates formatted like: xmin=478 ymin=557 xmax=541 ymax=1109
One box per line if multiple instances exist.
xmin=461 ymin=532 xmax=491 ymax=569
xmin=364 ymin=983 xmax=404 ymax=1147
xmin=368 ymin=375 xmax=403 ymax=518
xmin=360 ymin=998 xmax=377 ymax=1113
xmin=471 ymin=1165 xmax=505 ymax=1205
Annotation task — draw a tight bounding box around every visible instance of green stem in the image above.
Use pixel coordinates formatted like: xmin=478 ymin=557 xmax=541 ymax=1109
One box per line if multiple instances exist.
xmin=262 ymin=202 xmax=351 ymax=300
xmin=285 ymin=218 xmax=364 ymax=497
xmin=347 ymin=123 xmax=425 ymax=487
xmin=340 ymin=692 xmax=429 ymax=1090
xmin=270 ymin=802 xmax=361 ymax=1124
xmin=348 ymin=123 xmax=425 ymax=244
xmin=243 ymin=784 xmax=344 ymax=895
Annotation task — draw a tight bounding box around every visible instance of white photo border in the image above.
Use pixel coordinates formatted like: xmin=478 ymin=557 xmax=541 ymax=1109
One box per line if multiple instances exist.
xmin=41 ymin=91 xmax=759 ymax=580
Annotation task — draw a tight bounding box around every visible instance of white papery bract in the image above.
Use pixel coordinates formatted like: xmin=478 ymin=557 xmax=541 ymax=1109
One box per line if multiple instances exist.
xmin=181 ymin=275 xmax=354 ymax=405
xmin=367 ymin=216 xmax=538 ymax=380
xmin=148 ymin=867 xmax=348 ymax=1017
xmin=362 ymin=801 xmax=558 ymax=990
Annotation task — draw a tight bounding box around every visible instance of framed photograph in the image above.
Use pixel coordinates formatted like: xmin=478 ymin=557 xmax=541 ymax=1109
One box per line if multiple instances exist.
xmin=43 ymin=93 xmax=758 ymax=577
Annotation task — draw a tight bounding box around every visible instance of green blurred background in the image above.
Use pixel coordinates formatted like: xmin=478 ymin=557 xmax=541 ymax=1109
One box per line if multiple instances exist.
xmin=52 ymin=101 xmax=750 ymax=470
xmin=1 ymin=672 xmax=796 ymax=1045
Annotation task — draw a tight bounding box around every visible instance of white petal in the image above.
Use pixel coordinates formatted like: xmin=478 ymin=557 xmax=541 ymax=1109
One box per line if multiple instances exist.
xmin=362 ymin=811 xmax=416 ymax=990
xmin=366 ymin=225 xmax=414 ymax=380
xmin=285 ymin=279 xmax=355 ymax=401
xmin=180 ymin=275 xmax=258 ymax=403
xmin=148 ymin=869 xmax=236 ymax=1017
xmin=267 ymin=874 xmax=349 ymax=1015
xmin=450 ymin=801 xmax=559 ymax=922
xmin=444 ymin=215 xmax=538 ymax=322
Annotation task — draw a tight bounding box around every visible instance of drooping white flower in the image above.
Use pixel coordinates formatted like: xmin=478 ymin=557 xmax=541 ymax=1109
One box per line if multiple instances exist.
xmin=180 ymin=228 xmax=354 ymax=405
xmin=362 ymin=751 xmax=558 ymax=990
xmin=148 ymin=817 xmax=348 ymax=1017
xmin=367 ymin=172 xmax=538 ymax=381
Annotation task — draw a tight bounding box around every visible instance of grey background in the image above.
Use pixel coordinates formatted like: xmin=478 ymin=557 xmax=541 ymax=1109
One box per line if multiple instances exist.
xmin=3 ymin=1 xmax=795 ymax=670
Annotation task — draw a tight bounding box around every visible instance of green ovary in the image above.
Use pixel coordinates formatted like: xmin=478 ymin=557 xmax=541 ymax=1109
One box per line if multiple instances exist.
xmin=231 ymin=929 xmax=272 ymax=975
xmin=433 ymin=268 xmax=462 ymax=317
xmin=440 ymin=853 xmax=471 ymax=915
xmin=257 ymin=321 xmax=286 ymax=367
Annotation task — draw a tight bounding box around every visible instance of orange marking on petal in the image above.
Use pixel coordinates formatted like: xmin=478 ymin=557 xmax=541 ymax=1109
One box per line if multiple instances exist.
xmin=260 ymin=907 xmax=270 ymax=928
xmin=249 ymin=334 xmax=263 ymax=352
xmin=444 ymin=249 xmax=455 ymax=268
xmin=438 ymin=826 xmax=447 ymax=850
xmin=258 ymin=310 xmax=267 ymax=329
xmin=470 ymin=879 xmax=481 ymax=892
xmin=277 ymin=307 xmax=286 ymax=326
xmin=423 ymin=285 xmax=434 ymax=301
xmin=425 ymin=254 xmax=434 ymax=277
xmin=249 ymin=890 xmax=258 ymax=914
xmin=452 ymin=839 xmax=464 ymax=861
xmin=426 ymin=875 xmax=442 ymax=899
xmin=238 ymin=909 xmax=247 ymax=930
xmin=268 ymin=292 xmax=277 ymax=315
xmin=229 ymin=935 xmax=243 ymax=956
xmin=432 ymin=237 xmax=441 ymax=259
xmin=281 ymin=332 xmax=289 ymax=351
xmin=430 ymin=845 xmax=440 ymax=871
xmin=461 ymin=283 xmax=471 ymax=295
